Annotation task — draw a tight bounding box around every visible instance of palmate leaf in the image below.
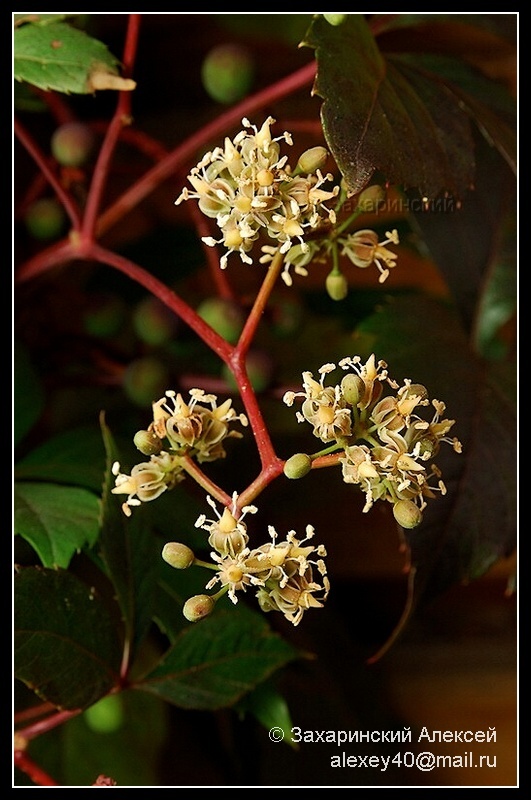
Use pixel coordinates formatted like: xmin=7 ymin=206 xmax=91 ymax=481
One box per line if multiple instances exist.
xmin=236 ymin=679 xmax=298 ymax=750
xmin=14 ymin=482 xmax=100 ymax=569
xmin=139 ymin=605 xmax=301 ymax=711
xmin=14 ymin=20 xmax=135 ymax=94
xmin=14 ymin=566 xmax=122 ymax=710
xmin=301 ymin=14 xmax=515 ymax=198
xmin=15 ymin=425 xmax=107 ymax=494
xmin=352 ymin=293 xmax=516 ymax=606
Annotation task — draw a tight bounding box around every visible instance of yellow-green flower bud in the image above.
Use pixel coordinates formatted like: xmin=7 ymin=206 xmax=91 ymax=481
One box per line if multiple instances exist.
xmin=356 ymin=185 xmax=386 ymax=213
xmin=283 ymin=453 xmax=312 ymax=479
xmin=326 ymin=271 xmax=348 ymax=301
xmin=393 ymin=499 xmax=423 ymax=529
xmin=183 ymin=594 xmax=216 ymax=622
xmin=340 ymin=373 xmax=365 ymax=406
xmin=296 ymin=146 xmax=329 ymax=175
xmin=162 ymin=542 xmax=195 ymax=569
xmin=133 ymin=429 xmax=163 ymax=456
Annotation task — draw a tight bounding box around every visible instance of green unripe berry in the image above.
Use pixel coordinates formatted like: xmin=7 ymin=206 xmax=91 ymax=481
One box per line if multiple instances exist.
xmin=162 ymin=542 xmax=195 ymax=570
xmin=24 ymin=198 xmax=66 ymax=241
xmin=84 ymin=694 xmax=124 ymax=734
xmin=326 ymin=271 xmax=348 ymax=301
xmin=197 ymin=297 xmax=245 ymax=344
xmin=122 ymin=357 xmax=169 ymax=408
xmin=51 ymin=121 xmax=95 ymax=167
xmin=283 ymin=453 xmax=312 ymax=479
xmin=201 ymin=43 xmax=255 ymax=104
xmin=133 ymin=296 xmax=179 ymax=346
xmin=323 ymin=13 xmax=347 ymax=26
xmin=183 ymin=594 xmax=216 ymax=622
xmin=133 ymin=429 xmax=163 ymax=456
xmin=341 ymin=373 xmax=365 ymax=406
xmin=392 ymin=499 xmax=423 ymax=529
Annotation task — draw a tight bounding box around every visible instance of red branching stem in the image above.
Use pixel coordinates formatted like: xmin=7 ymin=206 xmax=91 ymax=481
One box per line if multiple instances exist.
xmin=211 ymin=252 xmax=286 ymax=477
xmin=15 ymin=238 xmax=80 ymax=283
xmin=95 ymin=60 xmax=317 ymax=238
xmin=121 ymin=14 xmax=141 ymax=84
xmin=14 ymin=117 xmax=82 ymax=229
xmin=14 ymin=750 xmax=59 ymax=787
xmin=90 ymin=243 xmax=234 ymax=362
xmin=81 ymin=112 xmax=131 ymax=240
xmin=237 ymin=460 xmax=286 ymax=510
xmin=16 ymin=708 xmax=81 ymax=742
xmin=229 ymin=352 xmax=281 ymax=472
xmin=311 ymin=452 xmax=344 ymax=470
xmin=13 ymin=702 xmax=55 ymax=725
xmin=81 ymin=15 xmax=141 ymax=239
xmin=180 ymin=456 xmax=232 ymax=508
xmin=236 ymin=249 xmax=284 ymax=357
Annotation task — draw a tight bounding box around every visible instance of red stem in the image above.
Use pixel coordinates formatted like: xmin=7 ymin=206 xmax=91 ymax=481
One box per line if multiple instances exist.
xmin=14 ymin=117 xmax=82 ymax=230
xmin=16 ymin=708 xmax=81 ymax=742
xmin=13 ymin=702 xmax=55 ymax=725
xmin=14 ymin=750 xmax=59 ymax=787
xmin=81 ymin=14 xmax=141 ymax=239
xmin=237 ymin=460 xmax=285 ymax=509
xmin=235 ymin=250 xmax=284 ymax=358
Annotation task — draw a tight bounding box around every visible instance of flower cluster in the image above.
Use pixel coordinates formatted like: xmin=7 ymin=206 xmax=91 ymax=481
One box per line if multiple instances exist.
xmin=283 ymin=355 xmax=462 ymax=527
xmin=175 ymin=118 xmax=402 ymax=292
xmin=112 ymin=389 xmax=247 ymax=516
xmin=163 ymin=494 xmax=329 ymax=627
xmin=175 ymin=117 xmax=339 ymax=286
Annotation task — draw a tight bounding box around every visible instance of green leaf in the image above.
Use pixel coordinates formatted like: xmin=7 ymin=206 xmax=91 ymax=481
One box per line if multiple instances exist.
xmin=14 ymin=13 xmax=79 ymax=26
xmin=302 ymin=14 xmax=515 ymax=199
xmin=370 ymin=12 xmax=517 ymax=42
xmin=14 ymin=482 xmax=100 ymax=568
xmin=15 ymin=425 xmax=106 ymax=493
xmin=14 ymin=21 xmax=132 ymax=94
xmin=353 ymin=293 xmax=516 ymax=603
xmin=390 ymin=53 xmax=516 ymax=175
xmin=139 ymin=605 xmax=301 ymax=710
xmin=236 ymin=680 xmax=298 ymax=750
xmin=14 ymin=566 xmax=122 ymax=710
xmin=14 ymin=342 xmax=45 ymax=447
xmin=474 ymin=220 xmax=517 ymax=359
xmin=98 ymin=414 xmax=159 ymax=662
